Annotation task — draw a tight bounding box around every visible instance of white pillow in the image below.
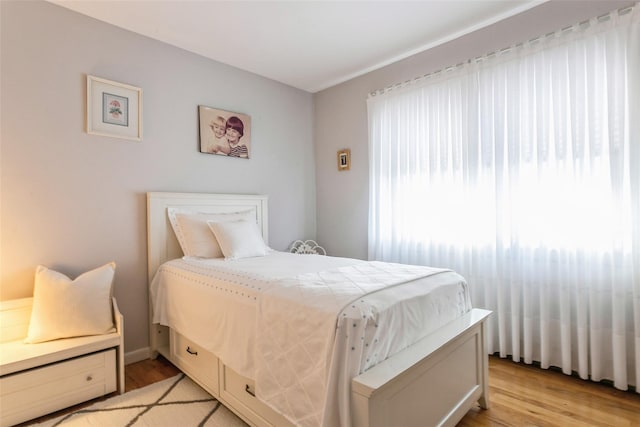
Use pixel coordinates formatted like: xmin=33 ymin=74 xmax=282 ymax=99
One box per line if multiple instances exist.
xmin=167 ymin=208 xmax=255 ymax=258
xmin=25 ymin=263 xmax=116 ymax=343
xmin=207 ymin=219 xmax=269 ymax=260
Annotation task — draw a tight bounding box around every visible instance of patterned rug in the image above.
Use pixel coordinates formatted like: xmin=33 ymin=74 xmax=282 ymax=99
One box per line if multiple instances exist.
xmin=36 ymin=374 xmax=248 ymax=426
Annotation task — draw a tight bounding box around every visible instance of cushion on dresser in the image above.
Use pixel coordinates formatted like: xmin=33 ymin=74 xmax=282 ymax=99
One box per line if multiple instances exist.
xmin=25 ymin=262 xmax=116 ymax=343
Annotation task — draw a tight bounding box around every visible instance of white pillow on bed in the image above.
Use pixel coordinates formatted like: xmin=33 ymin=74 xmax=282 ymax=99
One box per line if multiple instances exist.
xmin=207 ymin=219 xmax=269 ymax=260
xmin=25 ymin=263 xmax=116 ymax=343
xmin=167 ymin=208 xmax=255 ymax=258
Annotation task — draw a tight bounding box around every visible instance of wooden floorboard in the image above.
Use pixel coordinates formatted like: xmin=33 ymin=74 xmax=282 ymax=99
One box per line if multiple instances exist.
xmin=124 ymin=354 xmax=180 ymax=392
xmin=458 ymin=356 xmax=640 ymax=427
xmin=22 ymin=355 xmax=640 ymax=426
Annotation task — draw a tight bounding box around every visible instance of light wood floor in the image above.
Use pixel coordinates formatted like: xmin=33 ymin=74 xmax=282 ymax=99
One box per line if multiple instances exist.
xmin=26 ymin=355 xmax=640 ymax=426
xmin=459 ymin=357 xmax=640 ymax=427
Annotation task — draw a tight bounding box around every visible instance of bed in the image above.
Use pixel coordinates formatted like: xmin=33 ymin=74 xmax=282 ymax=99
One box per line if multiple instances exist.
xmin=147 ymin=191 xmax=491 ymax=427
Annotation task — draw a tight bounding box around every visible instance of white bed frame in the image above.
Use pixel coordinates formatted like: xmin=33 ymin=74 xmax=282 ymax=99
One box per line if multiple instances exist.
xmin=147 ymin=191 xmax=491 ymax=427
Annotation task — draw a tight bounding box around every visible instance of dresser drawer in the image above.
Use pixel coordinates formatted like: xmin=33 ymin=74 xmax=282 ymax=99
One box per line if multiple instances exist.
xmin=170 ymin=330 xmax=219 ymax=395
xmin=220 ymin=365 xmax=292 ymax=427
xmin=0 ymin=348 xmax=116 ymax=427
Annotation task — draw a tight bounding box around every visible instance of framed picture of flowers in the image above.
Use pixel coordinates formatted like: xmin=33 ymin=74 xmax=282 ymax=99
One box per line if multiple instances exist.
xmin=87 ymin=75 xmax=142 ymax=141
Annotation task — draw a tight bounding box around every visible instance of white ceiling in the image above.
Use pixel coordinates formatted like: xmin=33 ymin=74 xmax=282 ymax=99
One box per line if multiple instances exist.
xmin=49 ymin=0 xmax=544 ymax=93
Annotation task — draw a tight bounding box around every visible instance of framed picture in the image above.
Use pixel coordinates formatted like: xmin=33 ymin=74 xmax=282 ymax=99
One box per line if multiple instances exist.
xmin=337 ymin=149 xmax=351 ymax=171
xmin=198 ymin=106 xmax=251 ymax=159
xmin=87 ymin=75 xmax=142 ymax=141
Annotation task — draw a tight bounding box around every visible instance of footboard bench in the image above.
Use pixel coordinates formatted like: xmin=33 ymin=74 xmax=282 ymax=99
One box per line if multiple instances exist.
xmin=352 ymin=308 xmax=491 ymax=427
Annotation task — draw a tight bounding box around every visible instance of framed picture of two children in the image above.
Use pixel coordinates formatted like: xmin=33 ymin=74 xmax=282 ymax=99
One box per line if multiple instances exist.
xmin=198 ymin=105 xmax=251 ymax=159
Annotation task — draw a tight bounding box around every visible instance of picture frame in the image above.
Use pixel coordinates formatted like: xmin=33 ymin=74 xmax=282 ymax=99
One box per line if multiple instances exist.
xmin=337 ymin=149 xmax=351 ymax=171
xmin=198 ymin=105 xmax=252 ymax=159
xmin=87 ymin=75 xmax=142 ymax=141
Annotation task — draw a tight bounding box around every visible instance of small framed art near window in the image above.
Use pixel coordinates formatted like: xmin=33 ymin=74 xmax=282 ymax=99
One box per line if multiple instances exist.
xmin=87 ymin=75 xmax=142 ymax=141
xmin=337 ymin=149 xmax=351 ymax=171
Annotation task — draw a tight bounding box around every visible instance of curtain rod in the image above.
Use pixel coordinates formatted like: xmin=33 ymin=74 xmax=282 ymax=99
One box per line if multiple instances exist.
xmin=368 ymin=4 xmax=636 ymax=99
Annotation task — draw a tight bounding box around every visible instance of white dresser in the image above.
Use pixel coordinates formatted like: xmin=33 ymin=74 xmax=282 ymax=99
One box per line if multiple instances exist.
xmin=0 ymin=297 xmax=124 ymax=427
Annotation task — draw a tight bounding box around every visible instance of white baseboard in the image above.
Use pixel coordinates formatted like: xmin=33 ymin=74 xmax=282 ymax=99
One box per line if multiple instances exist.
xmin=124 ymin=347 xmax=150 ymax=365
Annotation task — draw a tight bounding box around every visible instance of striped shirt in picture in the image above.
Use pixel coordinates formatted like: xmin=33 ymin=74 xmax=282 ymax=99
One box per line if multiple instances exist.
xmin=230 ymin=145 xmax=249 ymax=158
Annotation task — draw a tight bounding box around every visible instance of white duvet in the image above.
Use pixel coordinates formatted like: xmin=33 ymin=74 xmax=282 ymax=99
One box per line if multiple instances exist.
xmin=150 ymin=251 xmax=471 ymax=427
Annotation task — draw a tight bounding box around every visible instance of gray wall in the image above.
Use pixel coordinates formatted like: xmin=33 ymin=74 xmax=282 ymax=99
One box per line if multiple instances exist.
xmin=0 ymin=1 xmax=316 ymax=358
xmin=313 ymin=0 xmax=634 ymax=260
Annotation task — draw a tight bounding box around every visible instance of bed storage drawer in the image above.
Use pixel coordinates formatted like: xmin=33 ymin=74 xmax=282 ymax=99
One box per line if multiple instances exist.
xmin=0 ymin=349 xmax=116 ymax=427
xmin=170 ymin=330 xmax=219 ymax=396
xmin=220 ymin=365 xmax=292 ymax=427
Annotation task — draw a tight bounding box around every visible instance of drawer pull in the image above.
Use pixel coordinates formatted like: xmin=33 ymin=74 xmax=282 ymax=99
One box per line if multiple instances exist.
xmin=245 ymin=384 xmax=255 ymax=397
xmin=186 ymin=346 xmax=198 ymax=356
xmin=86 ymin=375 xmax=93 ymax=381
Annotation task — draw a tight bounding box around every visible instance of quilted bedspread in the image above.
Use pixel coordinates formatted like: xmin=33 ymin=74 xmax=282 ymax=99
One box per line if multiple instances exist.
xmin=254 ymin=261 xmax=471 ymax=427
xmin=150 ymin=253 xmax=471 ymax=426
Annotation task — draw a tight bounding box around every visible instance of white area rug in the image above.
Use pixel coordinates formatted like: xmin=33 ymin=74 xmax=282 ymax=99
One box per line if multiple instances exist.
xmin=36 ymin=374 xmax=248 ymax=426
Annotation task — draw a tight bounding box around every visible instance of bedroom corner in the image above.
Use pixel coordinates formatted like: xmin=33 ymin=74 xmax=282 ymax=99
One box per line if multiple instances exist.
xmin=0 ymin=0 xmax=315 ymax=362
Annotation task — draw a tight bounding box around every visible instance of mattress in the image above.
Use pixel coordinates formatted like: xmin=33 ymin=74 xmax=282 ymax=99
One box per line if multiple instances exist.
xmin=150 ymin=251 xmax=471 ymax=426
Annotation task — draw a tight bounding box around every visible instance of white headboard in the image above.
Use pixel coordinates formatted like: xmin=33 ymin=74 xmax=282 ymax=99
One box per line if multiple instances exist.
xmin=146 ymin=192 xmax=269 ymax=282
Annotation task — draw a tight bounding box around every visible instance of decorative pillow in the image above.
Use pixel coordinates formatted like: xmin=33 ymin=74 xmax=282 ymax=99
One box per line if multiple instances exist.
xmin=207 ymin=219 xmax=269 ymax=260
xmin=25 ymin=262 xmax=116 ymax=343
xmin=167 ymin=208 xmax=255 ymax=258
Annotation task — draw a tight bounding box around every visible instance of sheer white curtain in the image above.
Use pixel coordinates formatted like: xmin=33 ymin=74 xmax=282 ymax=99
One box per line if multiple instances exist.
xmin=368 ymin=7 xmax=640 ymax=390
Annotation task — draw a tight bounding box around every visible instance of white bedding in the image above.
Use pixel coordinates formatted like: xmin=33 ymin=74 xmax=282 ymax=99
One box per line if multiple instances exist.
xmin=150 ymin=251 xmax=471 ymax=426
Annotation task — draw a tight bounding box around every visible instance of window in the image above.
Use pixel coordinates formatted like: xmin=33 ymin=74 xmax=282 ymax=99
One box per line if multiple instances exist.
xmin=368 ymin=7 xmax=639 ymax=390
